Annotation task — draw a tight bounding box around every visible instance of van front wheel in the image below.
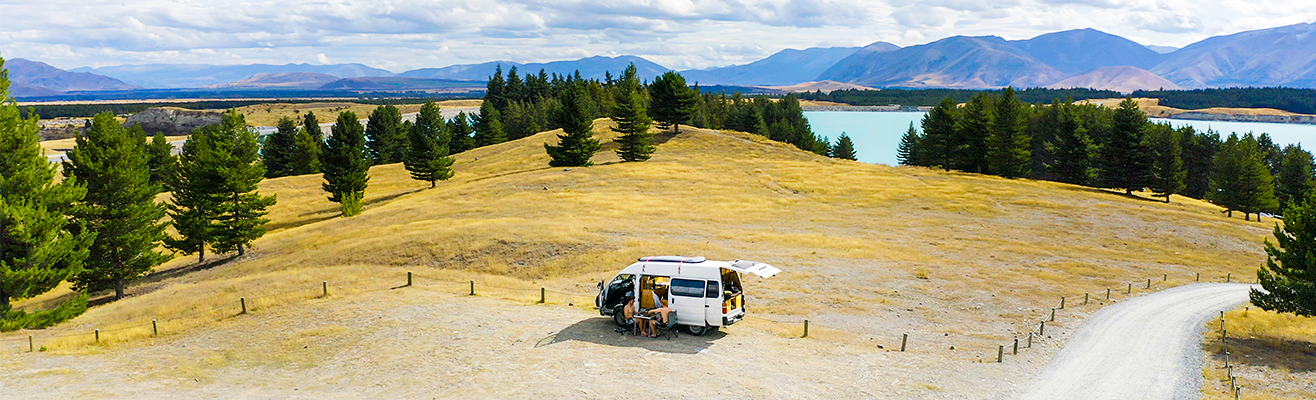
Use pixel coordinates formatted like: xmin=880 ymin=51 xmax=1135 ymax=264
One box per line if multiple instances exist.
xmin=613 ymin=310 xmax=633 ymax=328
xmin=686 ymin=325 xmax=712 ymax=336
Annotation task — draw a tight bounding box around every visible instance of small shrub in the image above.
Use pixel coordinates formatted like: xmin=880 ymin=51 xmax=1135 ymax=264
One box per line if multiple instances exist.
xmin=0 ymin=294 xmax=90 ymax=332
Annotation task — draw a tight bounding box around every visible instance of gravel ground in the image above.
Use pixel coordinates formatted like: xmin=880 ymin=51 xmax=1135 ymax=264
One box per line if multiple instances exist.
xmin=1014 ymin=283 xmax=1257 ymax=400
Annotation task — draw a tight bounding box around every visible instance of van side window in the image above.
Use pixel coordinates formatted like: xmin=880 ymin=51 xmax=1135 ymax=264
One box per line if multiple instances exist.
xmin=705 ymin=281 xmax=720 ymax=298
xmin=670 ymin=278 xmax=705 ymax=297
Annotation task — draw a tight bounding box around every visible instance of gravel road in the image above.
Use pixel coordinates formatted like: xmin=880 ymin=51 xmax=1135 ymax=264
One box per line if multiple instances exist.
xmin=1018 ymin=283 xmax=1257 ymax=400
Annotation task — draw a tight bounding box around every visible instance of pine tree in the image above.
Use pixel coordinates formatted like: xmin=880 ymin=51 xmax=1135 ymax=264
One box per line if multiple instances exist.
xmin=986 ymin=87 xmax=1031 ymax=178
xmin=291 ymin=112 xmax=323 ymax=175
xmin=473 ymin=100 xmax=507 ymax=147
xmin=611 ymin=70 xmax=654 ymax=162
xmin=896 ymin=123 xmax=921 ymax=166
xmin=166 ymin=122 xmax=223 ymax=263
xmin=63 ymin=112 xmax=171 ymax=299
xmin=1237 ymin=134 xmax=1280 ymax=220
xmin=206 ymin=111 xmax=275 ymax=256
xmin=446 ymin=111 xmax=475 ymax=154
xmin=262 ymin=117 xmax=298 ymax=178
xmin=955 ymin=93 xmax=994 ymax=172
xmin=1251 ymin=191 xmax=1316 ymax=316
xmin=1209 ymin=134 xmax=1246 ymax=218
xmin=649 ymin=71 xmax=699 ymax=133
xmin=831 ymin=133 xmax=857 ymax=161
xmin=1098 ymin=98 xmax=1153 ymax=194
xmin=0 ymin=58 xmax=93 ymax=311
xmin=1179 ymin=128 xmax=1220 ymax=199
xmin=545 ymin=86 xmax=602 ymax=167
xmin=1044 ymin=101 xmax=1094 ymax=185
xmin=1275 ymin=144 xmax=1314 ymax=214
xmin=1144 ymin=123 xmax=1185 ymax=203
xmin=404 ymin=102 xmax=454 ymax=188
xmin=146 ymin=132 xmax=178 ymax=191
xmin=321 ymin=111 xmax=371 ymax=216
xmin=921 ymin=98 xmax=959 ymax=169
xmin=365 ymin=104 xmax=406 ymax=164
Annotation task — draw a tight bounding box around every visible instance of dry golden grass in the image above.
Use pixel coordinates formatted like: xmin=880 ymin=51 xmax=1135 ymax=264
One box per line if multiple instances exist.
xmin=1202 ymin=306 xmax=1316 ymax=399
xmin=8 ymin=116 xmax=1275 ymax=360
xmin=232 ymin=100 xmax=481 ymax=127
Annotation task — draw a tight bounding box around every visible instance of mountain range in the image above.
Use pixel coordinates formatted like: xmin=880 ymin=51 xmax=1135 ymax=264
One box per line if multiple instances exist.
xmin=9 ymin=22 xmax=1316 ymax=98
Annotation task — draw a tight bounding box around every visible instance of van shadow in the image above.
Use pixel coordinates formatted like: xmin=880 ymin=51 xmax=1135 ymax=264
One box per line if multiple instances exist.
xmin=538 ymin=317 xmax=726 ymax=354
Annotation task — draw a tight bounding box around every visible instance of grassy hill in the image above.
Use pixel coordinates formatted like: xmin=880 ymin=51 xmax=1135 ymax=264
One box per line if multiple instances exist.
xmin=4 ymin=120 xmax=1276 ymax=396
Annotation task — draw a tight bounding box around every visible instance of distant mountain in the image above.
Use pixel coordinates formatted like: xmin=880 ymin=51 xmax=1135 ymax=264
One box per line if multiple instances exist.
xmin=819 ymin=36 xmax=1067 ymax=89
xmin=72 ymin=63 xmax=394 ymax=88
xmin=399 ymin=56 xmax=669 ymax=81
xmin=679 ymin=46 xmax=861 ymax=86
xmin=1015 ymin=29 xmax=1164 ymax=74
xmin=208 ymin=72 xmax=342 ymax=89
xmin=761 ymin=80 xmax=877 ymax=93
xmin=7 ymin=58 xmax=139 ymax=92
xmin=10 ymin=82 xmax=64 ymax=97
xmin=1151 ymin=22 xmax=1316 ymax=89
xmin=1145 ymin=45 xmax=1180 ymax=54
xmin=1045 ymin=66 xmax=1182 ymax=93
xmin=317 ymin=77 xmax=484 ymax=91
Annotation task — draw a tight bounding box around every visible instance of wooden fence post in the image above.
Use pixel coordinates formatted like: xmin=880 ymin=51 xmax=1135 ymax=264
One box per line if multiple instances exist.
xmin=1127 ymin=283 xmax=1132 ymax=294
xmin=998 ymin=345 xmax=1004 ymax=363
xmin=240 ymin=297 xmax=247 ymax=314
xmin=1084 ymin=293 xmax=1089 ymax=305
xmin=1013 ymin=338 xmax=1019 ymax=355
xmin=540 ymin=288 xmax=546 ymax=304
xmin=1040 ymin=321 xmax=1046 ymax=336
xmin=323 ymin=281 xmax=328 ymax=297
xmin=94 ymin=329 xmax=99 ymax=344
xmin=1227 ymin=273 xmax=1231 ymax=283
xmin=1146 ymin=278 xmax=1151 ymax=289
xmin=802 ymin=320 xmax=809 ymax=338
xmin=901 ymin=333 xmax=908 ymax=352
xmin=1028 ymin=332 xmax=1033 ymax=347
xmin=1196 ymin=272 xmax=1200 ymax=282
xmin=152 ymin=319 xmax=158 ymax=336
xmin=407 ymin=271 xmax=413 ymax=287
xmin=1163 ymin=273 xmax=1167 ymax=282
xmin=1060 ymin=297 xmax=1065 ymax=309
xmin=1106 ymin=288 xmax=1111 ymax=300
xmin=29 ymin=335 xmax=34 ymax=352
xmin=470 ymin=280 xmax=475 ymax=296
xmin=1050 ymin=308 xmax=1056 ymax=322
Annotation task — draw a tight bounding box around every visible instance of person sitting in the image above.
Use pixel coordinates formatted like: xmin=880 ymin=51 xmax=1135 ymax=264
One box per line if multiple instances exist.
xmin=643 ymin=292 xmax=672 ymax=337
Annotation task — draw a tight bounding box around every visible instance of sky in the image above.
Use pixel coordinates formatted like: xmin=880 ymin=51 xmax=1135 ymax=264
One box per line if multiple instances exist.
xmin=2 ymin=0 xmax=1314 ymax=72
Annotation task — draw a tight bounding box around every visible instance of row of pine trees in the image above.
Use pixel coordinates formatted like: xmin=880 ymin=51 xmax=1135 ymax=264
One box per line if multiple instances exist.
xmin=897 ymin=92 xmax=1312 ymax=219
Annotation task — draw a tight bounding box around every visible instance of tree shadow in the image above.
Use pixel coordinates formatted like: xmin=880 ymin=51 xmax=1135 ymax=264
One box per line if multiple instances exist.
xmin=1208 ymin=336 xmax=1316 ymax=373
xmin=535 ymin=317 xmax=726 ymax=354
xmin=365 ymin=187 xmax=428 ymax=206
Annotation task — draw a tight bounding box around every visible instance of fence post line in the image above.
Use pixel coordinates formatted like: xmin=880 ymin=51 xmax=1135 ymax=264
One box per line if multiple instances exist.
xmin=152 ymin=319 xmax=158 ymax=336
xmin=1235 ymin=387 xmax=1240 ymax=400
xmin=470 ymin=280 xmax=475 ymax=296
xmin=29 ymin=335 xmax=34 ymax=352
xmin=998 ymin=345 xmax=1004 ymax=363
xmin=240 ymin=297 xmax=247 ymax=314
xmin=1013 ymin=338 xmax=1019 ymax=355
xmin=901 ymin=333 xmax=908 ymax=352
xmin=540 ymin=288 xmax=546 ymax=304
xmin=323 ymin=281 xmax=328 ymax=297
xmin=1225 ymin=350 xmax=1230 ymax=368
xmin=1060 ymin=297 xmax=1065 ymax=309
xmin=94 ymin=329 xmax=99 ymax=344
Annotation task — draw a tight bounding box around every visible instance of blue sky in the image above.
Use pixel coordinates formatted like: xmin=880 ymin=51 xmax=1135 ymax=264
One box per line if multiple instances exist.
xmin=1 ymin=0 xmax=1312 ymax=72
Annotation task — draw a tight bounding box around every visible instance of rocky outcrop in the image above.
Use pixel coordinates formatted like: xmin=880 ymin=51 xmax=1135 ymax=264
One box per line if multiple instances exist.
xmin=124 ymin=108 xmax=222 ymax=135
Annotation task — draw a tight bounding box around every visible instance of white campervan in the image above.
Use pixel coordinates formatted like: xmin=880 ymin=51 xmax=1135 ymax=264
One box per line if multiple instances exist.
xmin=596 ymin=256 xmax=781 ymax=336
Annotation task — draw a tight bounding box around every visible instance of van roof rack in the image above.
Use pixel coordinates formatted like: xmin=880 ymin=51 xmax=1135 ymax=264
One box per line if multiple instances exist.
xmin=639 ymin=256 xmax=707 ymax=263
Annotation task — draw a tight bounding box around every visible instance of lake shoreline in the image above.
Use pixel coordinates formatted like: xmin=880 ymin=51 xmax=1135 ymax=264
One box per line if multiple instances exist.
xmin=804 ymin=105 xmax=1316 ymax=126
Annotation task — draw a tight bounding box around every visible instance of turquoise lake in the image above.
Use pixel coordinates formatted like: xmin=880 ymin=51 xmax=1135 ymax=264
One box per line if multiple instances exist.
xmin=804 ymin=111 xmax=1316 ymax=166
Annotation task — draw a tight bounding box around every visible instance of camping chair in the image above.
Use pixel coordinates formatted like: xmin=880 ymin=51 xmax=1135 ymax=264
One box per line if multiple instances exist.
xmin=653 ymin=310 xmax=679 ymax=340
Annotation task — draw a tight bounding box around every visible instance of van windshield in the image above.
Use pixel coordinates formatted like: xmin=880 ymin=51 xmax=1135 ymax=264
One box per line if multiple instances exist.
xmin=721 ymin=268 xmax=742 ymax=298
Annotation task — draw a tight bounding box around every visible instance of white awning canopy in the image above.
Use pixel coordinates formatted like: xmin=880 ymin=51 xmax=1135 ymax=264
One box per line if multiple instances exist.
xmin=727 ymin=260 xmax=781 ymax=278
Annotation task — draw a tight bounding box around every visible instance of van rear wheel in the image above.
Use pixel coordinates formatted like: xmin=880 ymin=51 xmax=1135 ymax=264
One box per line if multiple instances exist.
xmin=686 ymin=324 xmax=712 ymax=336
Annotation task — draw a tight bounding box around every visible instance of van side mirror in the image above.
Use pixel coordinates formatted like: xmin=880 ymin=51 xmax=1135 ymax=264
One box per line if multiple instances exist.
xmin=597 ymin=281 xmax=604 ymax=290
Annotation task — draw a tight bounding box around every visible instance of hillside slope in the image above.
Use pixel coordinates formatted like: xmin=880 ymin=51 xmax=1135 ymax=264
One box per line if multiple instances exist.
xmin=1152 ymin=22 xmax=1316 ymax=88
xmin=1046 ymin=66 xmax=1182 ymax=93
xmin=4 ymin=121 xmax=1271 ymax=397
xmin=680 ymin=46 xmax=861 ymax=86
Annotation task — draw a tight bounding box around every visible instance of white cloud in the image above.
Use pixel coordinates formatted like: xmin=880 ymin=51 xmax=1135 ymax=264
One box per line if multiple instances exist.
xmin=0 ymin=0 xmax=1313 ymax=71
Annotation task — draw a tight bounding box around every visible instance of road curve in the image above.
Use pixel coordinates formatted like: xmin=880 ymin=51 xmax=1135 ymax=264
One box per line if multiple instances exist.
xmin=1019 ymin=283 xmax=1257 ymax=400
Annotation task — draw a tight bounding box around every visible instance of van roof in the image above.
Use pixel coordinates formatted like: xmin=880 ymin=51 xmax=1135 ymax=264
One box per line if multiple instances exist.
xmin=638 ymin=256 xmax=706 ymax=263
xmin=630 ymin=256 xmax=781 ymax=278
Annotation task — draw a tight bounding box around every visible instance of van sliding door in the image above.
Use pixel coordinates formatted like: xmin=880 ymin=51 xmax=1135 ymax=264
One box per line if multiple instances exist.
xmin=669 ymin=278 xmax=707 ymax=327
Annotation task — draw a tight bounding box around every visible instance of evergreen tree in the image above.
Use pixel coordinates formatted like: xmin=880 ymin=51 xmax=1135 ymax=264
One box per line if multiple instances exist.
xmin=473 ymin=100 xmax=507 ymax=147
xmin=404 ymin=102 xmax=455 ymax=188
xmin=167 ymin=123 xmax=223 ymax=263
xmin=262 ymin=117 xmax=298 ymax=178
xmin=1144 ymin=124 xmax=1186 ymax=202
xmin=1257 ymin=132 xmax=1283 ymax=176
xmin=365 ymin=104 xmax=406 ymax=164
xmin=896 ymin=123 xmax=921 ymax=166
xmin=1098 ymin=98 xmax=1153 ymax=194
xmin=831 ymin=133 xmax=857 ymax=161
xmin=649 ymin=71 xmax=699 ymax=133
xmin=1044 ymin=101 xmax=1094 ymax=185
xmin=446 ymin=111 xmax=475 ymax=154
xmin=1209 ymin=134 xmax=1247 ymax=218
xmin=612 ymin=90 xmax=655 ymax=162
xmin=1237 ymin=134 xmax=1280 ymax=220
xmin=63 ymin=112 xmax=171 ymax=299
xmin=485 ymin=66 xmax=507 ymax=111
xmin=146 ymin=132 xmax=178 ymax=191
xmin=1251 ymin=191 xmax=1316 ymax=316
xmin=1275 ymin=144 xmax=1315 ymax=214
xmin=321 ymin=111 xmax=371 ymax=217
xmin=986 ymin=87 xmax=1031 ymax=178
xmin=291 ymin=111 xmax=323 ymax=175
xmin=206 ymin=111 xmax=276 ymax=256
xmin=0 ymin=59 xmax=93 ymax=311
xmin=954 ymin=93 xmax=994 ymax=172
xmin=1179 ymin=128 xmax=1220 ymax=199
xmin=545 ymin=86 xmax=602 ymax=167
xmin=921 ymin=98 xmax=959 ymax=169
